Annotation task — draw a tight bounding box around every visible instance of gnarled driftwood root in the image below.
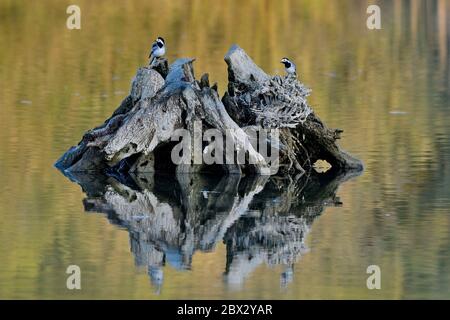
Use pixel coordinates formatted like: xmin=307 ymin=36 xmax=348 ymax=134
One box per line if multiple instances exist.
xmin=56 ymin=46 xmax=362 ymax=176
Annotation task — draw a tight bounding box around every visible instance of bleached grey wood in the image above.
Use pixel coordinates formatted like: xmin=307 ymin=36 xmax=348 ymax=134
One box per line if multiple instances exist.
xmin=55 ymin=45 xmax=362 ymax=176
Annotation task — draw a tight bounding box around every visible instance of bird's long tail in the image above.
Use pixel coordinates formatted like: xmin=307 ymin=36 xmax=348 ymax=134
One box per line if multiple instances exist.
xmin=149 ymin=54 xmax=155 ymax=66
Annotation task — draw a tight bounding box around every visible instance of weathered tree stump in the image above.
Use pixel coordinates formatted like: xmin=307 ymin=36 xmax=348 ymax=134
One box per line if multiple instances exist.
xmin=55 ymin=45 xmax=362 ymax=176
xmin=222 ymin=45 xmax=363 ymax=174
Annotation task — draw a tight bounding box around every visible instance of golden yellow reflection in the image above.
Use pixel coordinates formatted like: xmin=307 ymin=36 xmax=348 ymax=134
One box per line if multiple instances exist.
xmin=0 ymin=0 xmax=449 ymax=299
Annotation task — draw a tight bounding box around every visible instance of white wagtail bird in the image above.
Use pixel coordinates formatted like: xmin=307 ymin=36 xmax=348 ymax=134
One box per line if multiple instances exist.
xmin=149 ymin=36 xmax=166 ymax=65
xmin=280 ymin=57 xmax=296 ymax=75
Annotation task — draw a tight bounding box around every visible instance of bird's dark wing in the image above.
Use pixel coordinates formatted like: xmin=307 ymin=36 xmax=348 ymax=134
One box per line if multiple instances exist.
xmin=149 ymin=42 xmax=158 ymax=58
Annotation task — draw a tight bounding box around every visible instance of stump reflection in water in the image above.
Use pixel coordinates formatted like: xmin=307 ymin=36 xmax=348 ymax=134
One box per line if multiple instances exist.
xmin=65 ymin=170 xmax=359 ymax=292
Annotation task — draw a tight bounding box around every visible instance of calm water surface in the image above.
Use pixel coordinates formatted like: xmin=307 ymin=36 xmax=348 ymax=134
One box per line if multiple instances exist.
xmin=0 ymin=0 xmax=449 ymax=299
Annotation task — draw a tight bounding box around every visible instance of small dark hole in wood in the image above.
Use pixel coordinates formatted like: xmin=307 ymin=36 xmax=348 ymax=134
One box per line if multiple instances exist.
xmin=140 ymin=161 xmax=149 ymax=167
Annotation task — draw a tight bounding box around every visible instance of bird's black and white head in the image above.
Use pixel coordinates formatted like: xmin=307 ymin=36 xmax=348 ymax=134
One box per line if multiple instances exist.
xmin=280 ymin=57 xmax=296 ymax=75
xmin=280 ymin=57 xmax=291 ymax=67
xmin=155 ymin=36 xmax=165 ymax=48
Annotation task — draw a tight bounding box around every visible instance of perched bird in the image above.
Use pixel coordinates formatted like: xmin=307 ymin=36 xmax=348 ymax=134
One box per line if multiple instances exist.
xmin=149 ymin=36 xmax=166 ymax=65
xmin=280 ymin=57 xmax=296 ymax=75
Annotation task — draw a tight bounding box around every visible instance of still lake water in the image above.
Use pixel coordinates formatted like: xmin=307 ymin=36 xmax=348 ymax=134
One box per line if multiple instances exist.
xmin=1 ymin=0 xmax=450 ymax=299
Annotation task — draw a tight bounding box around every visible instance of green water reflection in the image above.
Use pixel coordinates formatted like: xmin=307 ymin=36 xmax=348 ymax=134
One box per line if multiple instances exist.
xmin=0 ymin=0 xmax=449 ymax=299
